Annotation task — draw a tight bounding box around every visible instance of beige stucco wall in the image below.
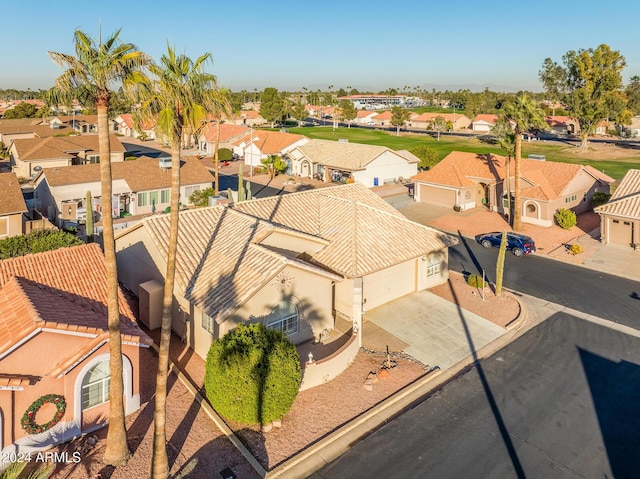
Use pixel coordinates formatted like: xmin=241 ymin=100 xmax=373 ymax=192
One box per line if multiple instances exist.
xmin=363 ymin=260 xmax=416 ymax=311
xmin=351 ymin=151 xmax=418 ymax=187
xmin=335 ymin=277 xmax=355 ymax=319
xmin=12 ymin=157 xmax=71 ymax=179
xmin=0 ymin=213 xmax=23 ymax=238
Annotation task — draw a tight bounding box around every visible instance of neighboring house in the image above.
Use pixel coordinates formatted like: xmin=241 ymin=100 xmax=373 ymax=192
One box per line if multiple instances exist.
xmin=9 ymin=135 xmax=126 ymax=179
xmin=115 ymin=183 xmax=457 ymax=365
xmin=0 ymin=244 xmax=152 ymax=456
xmin=0 ymin=118 xmax=46 ymax=144
xmin=371 ymin=111 xmax=393 ymax=126
xmin=336 ymin=95 xmax=406 ymax=109
xmin=286 ymin=139 xmax=418 ymax=186
xmin=49 ymin=115 xmax=100 ymax=134
xmin=198 ymin=123 xmax=251 ymax=156
xmin=471 ymin=114 xmax=500 ymax=132
xmin=595 ymin=169 xmax=640 ymax=250
xmin=620 ymin=116 xmax=640 ymax=138
xmin=0 ymin=172 xmax=27 ymax=238
xmin=356 ymin=110 xmax=377 ymax=124
xmin=33 ymin=155 xmax=214 ymax=226
xmin=545 ymin=116 xmax=579 ymax=135
xmin=223 ymin=110 xmax=265 ymax=127
xmin=413 ymin=151 xmax=613 ymax=227
xmin=234 ymin=130 xmax=308 ymax=169
xmin=112 ymin=114 xmax=156 ymax=140
xmin=411 ymin=113 xmax=472 ymax=131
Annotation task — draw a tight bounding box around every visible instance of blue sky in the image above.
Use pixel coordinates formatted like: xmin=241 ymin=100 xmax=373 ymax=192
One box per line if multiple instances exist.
xmin=2 ymin=0 xmax=640 ymax=93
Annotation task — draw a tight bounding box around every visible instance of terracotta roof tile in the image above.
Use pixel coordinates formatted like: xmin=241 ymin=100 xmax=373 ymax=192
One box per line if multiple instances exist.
xmin=249 ymin=131 xmax=307 ymax=154
xmin=12 ymin=134 xmax=126 ymax=161
xmin=201 ymin=123 xmax=251 ymax=143
xmin=473 ymin=114 xmax=499 ymax=124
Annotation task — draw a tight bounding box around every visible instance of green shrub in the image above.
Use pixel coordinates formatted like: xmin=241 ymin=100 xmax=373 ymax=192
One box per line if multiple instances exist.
xmin=555 ymin=208 xmax=577 ymax=229
xmin=0 ymin=229 xmax=83 ymax=259
xmin=125 ymin=155 xmax=138 ymax=161
xmin=466 ymin=273 xmax=486 ymax=288
xmin=205 ymin=323 xmax=301 ymax=425
xmin=218 ymin=148 xmax=233 ymax=162
xmin=592 ymin=192 xmax=611 ymax=208
xmin=409 ymin=145 xmax=439 ymax=170
xmin=189 ymin=187 xmax=216 ymax=207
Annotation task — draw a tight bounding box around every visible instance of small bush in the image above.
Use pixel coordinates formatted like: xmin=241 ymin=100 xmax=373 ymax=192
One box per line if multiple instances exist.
xmin=592 ymin=192 xmax=611 ymax=208
xmin=218 ymin=148 xmax=233 ymax=162
xmin=555 ymin=208 xmax=577 ymax=229
xmin=205 ymin=323 xmax=301 ymax=425
xmin=569 ymin=244 xmax=583 ymax=255
xmin=125 ymin=155 xmax=138 ymax=161
xmin=466 ymin=274 xmax=486 ymax=288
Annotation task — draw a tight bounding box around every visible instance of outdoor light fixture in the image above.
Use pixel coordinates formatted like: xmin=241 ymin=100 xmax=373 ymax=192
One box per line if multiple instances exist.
xmin=67 ymin=206 xmax=72 ymax=216
xmin=308 ymin=352 xmax=314 ymax=363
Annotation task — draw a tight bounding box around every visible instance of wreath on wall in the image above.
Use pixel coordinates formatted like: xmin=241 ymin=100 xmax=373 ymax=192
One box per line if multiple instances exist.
xmin=21 ymin=394 xmax=66 ymax=434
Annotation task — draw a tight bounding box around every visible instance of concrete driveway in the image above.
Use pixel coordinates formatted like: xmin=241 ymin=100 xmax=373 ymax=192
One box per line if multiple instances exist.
xmin=364 ymin=290 xmax=505 ymax=370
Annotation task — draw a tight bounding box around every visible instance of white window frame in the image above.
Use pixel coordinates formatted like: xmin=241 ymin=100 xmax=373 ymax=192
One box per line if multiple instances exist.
xmin=137 ymin=192 xmax=148 ymax=207
xmin=266 ymin=301 xmax=299 ymax=335
xmin=426 ymin=252 xmax=442 ymax=277
xmin=81 ymin=360 xmax=111 ymax=410
xmin=160 ymin=189 xmax=170 ymax=204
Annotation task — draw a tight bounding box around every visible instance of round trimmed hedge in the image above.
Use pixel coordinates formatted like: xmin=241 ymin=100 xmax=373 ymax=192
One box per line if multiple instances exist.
xmin=205 ymin=323 xmax=301 ymax=425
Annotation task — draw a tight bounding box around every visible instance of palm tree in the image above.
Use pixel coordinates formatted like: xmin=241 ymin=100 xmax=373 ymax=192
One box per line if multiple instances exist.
xmin=136 ymin=44 xmax=221 ymax=479
xmin=501 ymin=93 xmax=546 ymax=231
xmin=0 ymin=461 xmax=53 ymax=479
xmin=49 ymin=29 xmax=149 ymax=467
xmin=492 ymin=118 xmax=516 ymax=225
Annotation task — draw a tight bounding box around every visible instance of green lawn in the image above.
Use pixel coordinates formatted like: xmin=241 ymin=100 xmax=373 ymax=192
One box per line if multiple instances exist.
xmin=287 ymin=126 xmax=640 ymax=181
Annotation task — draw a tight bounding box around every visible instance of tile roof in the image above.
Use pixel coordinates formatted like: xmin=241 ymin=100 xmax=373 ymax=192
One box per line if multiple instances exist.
xmin=0 ymin=118 xmax=45 ymax=134
xmin=293 ymin=139 xmax=417 ymax=171
xmin=473 ymin=114 xmax=499 ymax=124
xmin=248 ymin=130 xmax=307 ymax=154
xmin=372 ymin=111 xmax=392 ymax=120
xmin=41 ymin=155 xmax=213 ymax=191
xmin=0 ymin=244 xmax=151 ymax=368
xmin=0 ymin=172 xmax=27 ymax=215
xmin=201 ymin=123 xmax=251 ymax=143
xmin=134 ymin=183 xmax=456 ymax=323
xmin=413 ymin=151 xmax=614 ymax=200
xmin=115 ymin=114 xmax=135 ymax=129
xmin=594 ymin=169 xmax=640 ymax=219
xmin=413 ymin=113 xmax=470 ymax=123
xmin=11 ymin=134 xmax=126 ymax=161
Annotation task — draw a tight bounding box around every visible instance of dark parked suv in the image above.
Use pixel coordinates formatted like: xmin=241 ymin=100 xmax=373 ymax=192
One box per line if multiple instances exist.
xmin=475 ymin=232 xmax=536 ymax=257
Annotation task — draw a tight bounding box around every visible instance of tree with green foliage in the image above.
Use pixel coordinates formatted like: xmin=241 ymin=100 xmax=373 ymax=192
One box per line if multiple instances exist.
xmin=625 ymin=75 xmax=640 ymax=116
xmin=495 ymin=231 xmax=508 ymax=297
xmin=261 ymin=154 xmax=287 ymax=180
xmin=390 ymin=106 xmax=411 ymax=136
xmin=4 ymin=102 xmax=39 ymax=119
xmin=85 ymin=191 xmax=94 ymax=243
xmin=259 ymin=87 xmax=285 ymax=127
xmin=189 ymin=187 xmax=216 ymax=207
xmin=204 ymin=323 xmax=301 ymax=426
xmin=49 ymin=29 xmax=149 ymax=466
xmin=501 ymin=93 xmax=547 ymax=231
xmin=291 ymin=101 xmax=308 ymax=126
xmin=538 ymin=58 xmax=567 ymax=116
xmin=409 ymin=144 xmax=439 ymax=170
xmin=431 ymin=116 xmax=448 ymax=141
xmin=492 ymin=118 xmax=516 ymax=224
xmin=136 ymin=44 xmax=221 ymax=479
xmin=238 ymin=164 xmax=245 ymax=201
xmin=547 ymin=45 xmax=629 ymax=149
xmin=0 ymin=229 xmax=83 ymax=260
xmin=338 ymin=99 xmax=357 ymax=127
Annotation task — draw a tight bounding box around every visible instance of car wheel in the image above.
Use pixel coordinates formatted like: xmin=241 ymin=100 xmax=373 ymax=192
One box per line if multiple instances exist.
xmin=481 ymin=240 xmax=492 ymax=248
xmin=512 ymin=248 xmax=524 ymax=257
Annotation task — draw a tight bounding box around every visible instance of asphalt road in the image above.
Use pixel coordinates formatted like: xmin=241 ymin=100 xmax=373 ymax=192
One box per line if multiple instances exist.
xmin=448 ymin=237 xmax=640 ymax=328
xmin=313 ymin=312 xmax=640 ymax=479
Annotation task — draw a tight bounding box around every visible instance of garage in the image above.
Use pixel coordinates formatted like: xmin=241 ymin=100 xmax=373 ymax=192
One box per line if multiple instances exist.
xmin=363 ymin=260 xmax=416 ymax=310
xmin=418 ymin=184 xmax=456 ymax=207
xmin=608 ymin=218 xmax=634 ymax=247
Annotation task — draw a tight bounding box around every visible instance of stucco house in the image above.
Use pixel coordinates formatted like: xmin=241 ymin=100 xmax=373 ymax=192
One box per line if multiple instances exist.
xmin=9 ymin=135 xmax=127 ymax=179
xmin=595 ymin=169 xmax=640 ymax=250
xmin=32 ymin=155 xmax=214 ymax=227
xmin=234 ymin=130 xmax=308 ymax=170
xmin=0 ymin=172 xmax=27 ymax=238
xmin=413 ymin=151 xmax=613 ymax=227
xmin=0 ymin=118 xmax=75 ymax=144
xmin=471 ymin=114 xmax=499 ymax=132
xmin=356 ymin=110 xmax=377 ymax=124
xmin=115 ymin=183 xmax=457 ymax=366
xmin=411 ymin=113 xmax=472 ymax=131
xmin=223 ymin=110 xmax=266 ymax=127
xmin=112 ymin=114 xmax=157 ymax=140
xmin=198 ymin=123 xmax=251 ymax=156
xmin=545 ymin=116 xmax=579 ymax=136
xmin=0 ymin=244 xmax=152 ymax=456
xmin=370 ymin=111 xmax=393 ymax=126
xmin=286 ymin=139 xmax=418 ymax=186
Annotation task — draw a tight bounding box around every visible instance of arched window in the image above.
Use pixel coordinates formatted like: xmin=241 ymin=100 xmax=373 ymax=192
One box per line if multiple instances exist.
xmin=526 ymin=203 xmax=536 ymax=213
xmin=266 ymin=301 xmax=299 ymax=335
xmin=427 ymin=252 xmax=442 ymax=277
xmin=81 ymin=360 xmax=110 ymax=410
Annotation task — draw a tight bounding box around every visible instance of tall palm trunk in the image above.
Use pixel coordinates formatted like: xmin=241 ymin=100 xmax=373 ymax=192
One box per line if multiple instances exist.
xmin=513 ymin=131 xmax=523 ymax=231
xmin=214 ymin=120 xmax=221 ymax=195
xmin=151 ymin=133 xmax=182 ymax=479
xmin=100 ymin=102 xmax=131 ymax=466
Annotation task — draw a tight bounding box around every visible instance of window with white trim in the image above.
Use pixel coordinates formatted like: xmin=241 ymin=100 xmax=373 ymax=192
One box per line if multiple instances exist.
xmin=81 ymin=360 xmax=111 ymax=410
xmin=137 ymin=192 xmax=148 ymax=207
xmin=161 ymin=189 xmax=170 ymax=203
xmin=202 ymin=310 xmax=215 ymax=334
xmin=184 ymin=185 xmax=200 ymax=201
xmin=266 ymin=301 xmax=299 ymax=335
xmin=149 ymin=191 xmax=159 ymax=207
xmin=426 ymin=253 xmax=442 ymax=277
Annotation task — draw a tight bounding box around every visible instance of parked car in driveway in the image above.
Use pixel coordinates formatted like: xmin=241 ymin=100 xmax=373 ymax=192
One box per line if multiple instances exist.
xmin=475 ymin=232 xmax=536 ymax=257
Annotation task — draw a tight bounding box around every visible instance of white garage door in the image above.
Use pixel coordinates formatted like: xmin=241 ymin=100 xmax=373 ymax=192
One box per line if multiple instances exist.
xmin=609 ymin=218 xmax=633 ymax=247
xmin=364 ymin=261 xmax=415 ymax=310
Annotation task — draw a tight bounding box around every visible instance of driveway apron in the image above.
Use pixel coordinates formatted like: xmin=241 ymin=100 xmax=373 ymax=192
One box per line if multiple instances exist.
xmin=365 ymin=290 xmax=506 ymax=370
